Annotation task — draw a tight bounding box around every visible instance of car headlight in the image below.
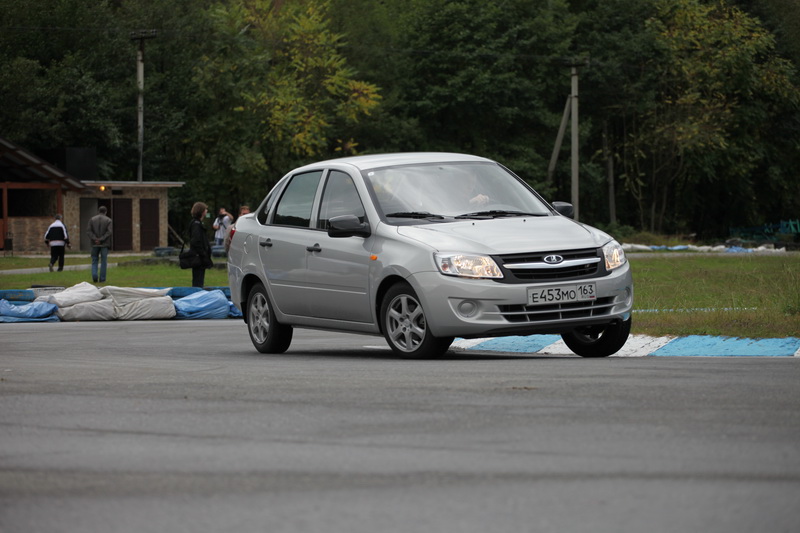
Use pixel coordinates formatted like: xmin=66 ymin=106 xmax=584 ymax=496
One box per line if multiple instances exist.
xmin=602 ymin=240 xmax=627 ymax=271
xmin=434 ymin=253 xmax=503 ymax=279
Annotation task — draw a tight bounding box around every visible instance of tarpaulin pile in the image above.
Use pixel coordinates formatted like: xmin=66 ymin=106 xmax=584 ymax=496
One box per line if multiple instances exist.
xmin=0 ymin=282 xmax=242 ymax=322
xmin=0 ymin=299 xmax=59 ymax=323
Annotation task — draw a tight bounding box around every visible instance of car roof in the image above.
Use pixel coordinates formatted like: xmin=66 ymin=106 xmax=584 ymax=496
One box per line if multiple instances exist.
xmin=295 ymin=152 xmax=494 ymax=173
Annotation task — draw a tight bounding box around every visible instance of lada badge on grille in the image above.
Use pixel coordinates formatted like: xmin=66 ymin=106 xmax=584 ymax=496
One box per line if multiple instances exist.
xmin=543 ymin=255 xmax=564 ymax=265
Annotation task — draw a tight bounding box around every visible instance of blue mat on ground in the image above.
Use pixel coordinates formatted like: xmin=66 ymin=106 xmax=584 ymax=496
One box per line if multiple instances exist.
xmin=167 ymin=286 xmax=206 ymax=299
xmin=173 ymin=289 xmax=231 ymax=320
xmin=0 ymin=299 xmax=59 ymax=322
xmin=0 ymin=290 xmax=35 ymax=303
xmin=652 ymin=336 xmax=800 ymax=357
xmin=470 ymin=335 xmax=562 ymax=353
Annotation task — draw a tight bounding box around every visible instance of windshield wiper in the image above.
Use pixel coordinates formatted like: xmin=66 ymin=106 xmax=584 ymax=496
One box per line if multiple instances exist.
xmin=385 ymin=211 xmax=446 ymax=220
xmin=455 ymin=210 xmax=546 ymax=219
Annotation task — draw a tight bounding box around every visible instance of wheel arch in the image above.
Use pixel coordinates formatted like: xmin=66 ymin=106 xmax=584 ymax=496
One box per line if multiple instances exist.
xmin=239 ymin=273 xmax=266 ymax=324
xmin=374 ymin=274 xmax=408 ymax=335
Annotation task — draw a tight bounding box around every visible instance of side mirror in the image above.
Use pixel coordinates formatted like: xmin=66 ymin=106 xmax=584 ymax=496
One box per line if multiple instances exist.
xmin=552 ymin=201 xmax=574 ymax=219
xmin=327 ymin=214 xmax=371 ymax=238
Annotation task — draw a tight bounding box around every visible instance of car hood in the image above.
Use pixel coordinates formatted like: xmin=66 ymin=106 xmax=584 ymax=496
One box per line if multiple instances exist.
xmin=395 ymin=216 xmax=610 ymax=253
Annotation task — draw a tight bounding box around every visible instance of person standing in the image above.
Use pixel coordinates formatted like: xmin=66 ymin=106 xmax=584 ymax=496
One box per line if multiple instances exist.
xmin=87 ymin=206 xmax=113 ymax=283
xmin=44 ymin=214 xmax=70 ymax=272
xmin=189 ymin=202 xmax=213 ymax=288
xmin=212 ymin=208 xmax=232 ymax=246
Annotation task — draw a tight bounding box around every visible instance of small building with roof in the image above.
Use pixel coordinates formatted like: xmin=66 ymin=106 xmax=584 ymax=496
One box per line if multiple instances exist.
xmin=0 ymin=136 xmax=183 ymax=253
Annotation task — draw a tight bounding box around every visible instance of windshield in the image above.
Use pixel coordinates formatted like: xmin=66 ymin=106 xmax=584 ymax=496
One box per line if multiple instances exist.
xmin=362 ymin=162 xmax=551 ymax=219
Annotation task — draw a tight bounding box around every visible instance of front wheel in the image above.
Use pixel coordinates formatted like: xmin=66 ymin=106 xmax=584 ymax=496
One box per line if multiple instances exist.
xmin=561 ymin=317 xmax=632 ymax=357
xmin=380 ymin=282 xmax=453 ymax=359
xmin=246 ymin=283 xmax=292 ymax=354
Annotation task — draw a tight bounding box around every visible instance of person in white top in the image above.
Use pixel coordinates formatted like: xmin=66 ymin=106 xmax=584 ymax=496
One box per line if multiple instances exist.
xmin=44 ymin=214 xmax=70 ymax=272
xmin=212 ymin=208 xmax=232 ymax=246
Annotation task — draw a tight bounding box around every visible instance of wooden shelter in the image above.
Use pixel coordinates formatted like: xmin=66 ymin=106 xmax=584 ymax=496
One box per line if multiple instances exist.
xmin=0 ymin=136 xmax=183 ymax=253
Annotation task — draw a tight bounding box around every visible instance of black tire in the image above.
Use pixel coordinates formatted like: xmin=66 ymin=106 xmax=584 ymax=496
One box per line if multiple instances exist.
xmin=561 ymin=317 xmax=632 ymax=358
xmin=380 ymin=282 xmax=454 ymax=359
xmin=246 ymin=283 xmax=292 ymax=354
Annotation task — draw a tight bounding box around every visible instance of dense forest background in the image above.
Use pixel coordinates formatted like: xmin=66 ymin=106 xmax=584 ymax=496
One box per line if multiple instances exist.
xmin=1 ymin=0 xmax=798 ymax=240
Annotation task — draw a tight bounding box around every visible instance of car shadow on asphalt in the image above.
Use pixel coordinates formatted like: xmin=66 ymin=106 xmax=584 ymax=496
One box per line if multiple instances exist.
xmin=239 ymin=347 xmax=571 ymax=361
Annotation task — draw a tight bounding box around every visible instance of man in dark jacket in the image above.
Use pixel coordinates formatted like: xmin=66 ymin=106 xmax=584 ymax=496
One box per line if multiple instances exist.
xmin=87 ymin=206 xmax=113 ymax=283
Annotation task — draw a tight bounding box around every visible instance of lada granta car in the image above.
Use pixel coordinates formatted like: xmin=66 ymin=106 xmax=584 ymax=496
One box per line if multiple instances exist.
xmin=227 ymin=153 xmax=633 ymax=358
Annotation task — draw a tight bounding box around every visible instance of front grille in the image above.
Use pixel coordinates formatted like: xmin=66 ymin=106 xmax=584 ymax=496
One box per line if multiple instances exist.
xmin=495 ymin=248 xmax=603 ymax=283
xmin=499 ymin=297 xmax=615 ymax=323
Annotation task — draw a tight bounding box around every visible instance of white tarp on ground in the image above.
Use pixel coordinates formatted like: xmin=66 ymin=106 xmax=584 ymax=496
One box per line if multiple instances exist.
xmin=35 ymin=283 xmax=177 ymax=321
xmin=99 ymin=286 xmax=171 ymax=305
xmin=22 ymin=283 xmax=234 ymax=321
xmin=36 ymin=281 xmax=103 ymax=308
xmin=116 ymin=296 xmax=176 ymax=320
xmin=56 ymin=298 xmax=117 ymax=321
xmin=100 ymin=286 xmax=177 ymax=320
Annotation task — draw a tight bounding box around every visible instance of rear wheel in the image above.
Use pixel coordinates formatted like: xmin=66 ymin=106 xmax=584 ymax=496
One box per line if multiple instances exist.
xmin=381 ymin=282 xmax=453 ymax=359
xmin=561 ymin=317 xmax=632 ymax=357
xmin=247 ymin=283 xmax=292 ymax=354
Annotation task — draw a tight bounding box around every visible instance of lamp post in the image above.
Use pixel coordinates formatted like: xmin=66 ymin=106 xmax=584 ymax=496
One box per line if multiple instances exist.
xmin=130 ymin=29 xmax=157 ymax=182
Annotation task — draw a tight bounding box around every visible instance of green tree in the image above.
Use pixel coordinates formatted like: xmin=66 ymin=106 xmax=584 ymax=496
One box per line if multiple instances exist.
xmin=644 ymin=0 xmax=799 ymax=235
xmin=4 ymin=0 xmax=799 ymax=240
xmin=732 ymin=0 xmax=800 ymax=65
xmin=184 ymin=0 xmax=380 ymax=212
xmin=573 ymin=0 xmax=661 ymax=226
xmin=579 ymin=0 xmax=799 ymax=236
xmin=255 ymin=0 xmax=381 ymax=159
xmin=111 ymin=0 xmax=217 ymax=185
xmin=387 ymin=0 xmax=578 ymax=188
xmin=0 ymin=0 xmax=129 ymax=175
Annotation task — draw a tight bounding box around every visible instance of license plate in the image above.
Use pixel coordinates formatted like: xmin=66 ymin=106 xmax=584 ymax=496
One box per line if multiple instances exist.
xmin=528 ymin=283 xmax=597 ymax=305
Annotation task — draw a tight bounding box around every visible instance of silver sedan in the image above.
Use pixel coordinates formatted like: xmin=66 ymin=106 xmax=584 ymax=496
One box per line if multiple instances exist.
xmin=227 ymin=153 xmax=633 ymax=358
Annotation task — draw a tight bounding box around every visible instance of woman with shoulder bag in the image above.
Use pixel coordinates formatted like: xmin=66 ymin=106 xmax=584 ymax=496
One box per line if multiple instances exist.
xmin=188 ymin=202 xmax=213 ymax=287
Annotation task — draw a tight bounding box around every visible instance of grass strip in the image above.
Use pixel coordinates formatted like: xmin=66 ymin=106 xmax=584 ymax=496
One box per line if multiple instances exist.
xmin=629 ymin=254 xmax=799 ymax=338
xmin=1 ymin=253 xmax=798 ymax=338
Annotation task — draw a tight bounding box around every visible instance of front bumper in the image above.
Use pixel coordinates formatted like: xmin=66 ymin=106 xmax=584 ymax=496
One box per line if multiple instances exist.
xmin=411 ymin=263 xmax=633 ymax=338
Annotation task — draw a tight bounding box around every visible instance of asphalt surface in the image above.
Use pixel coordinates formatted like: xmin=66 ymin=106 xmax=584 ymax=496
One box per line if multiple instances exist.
xmin=2 ymin=321 xmax=799 ymax=533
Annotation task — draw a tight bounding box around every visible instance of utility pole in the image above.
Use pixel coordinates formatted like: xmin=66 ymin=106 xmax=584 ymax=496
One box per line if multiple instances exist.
xmin=570 ymin=64 xmax=580 ymax=221
xmin=547 ymin=58 xmax=589 ymax=221
xmin=130 ymin=29 xmax=157 ymax=182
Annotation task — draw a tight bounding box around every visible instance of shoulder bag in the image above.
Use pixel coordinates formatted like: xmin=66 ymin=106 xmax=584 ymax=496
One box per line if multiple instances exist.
xmin=178 ymin=241 xmax=202 ymax=270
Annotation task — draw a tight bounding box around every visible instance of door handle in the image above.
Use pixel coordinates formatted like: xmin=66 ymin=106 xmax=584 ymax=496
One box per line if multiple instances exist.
xmin=259 ymin=238 xmax=272 ymax=247
xmin=306 ymin=243 xmax=322 ymax=252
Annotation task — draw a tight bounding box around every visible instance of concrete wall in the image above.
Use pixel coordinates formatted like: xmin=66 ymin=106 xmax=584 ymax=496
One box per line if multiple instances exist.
xmin=6 ymin=217 xmax=59 ymax=253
